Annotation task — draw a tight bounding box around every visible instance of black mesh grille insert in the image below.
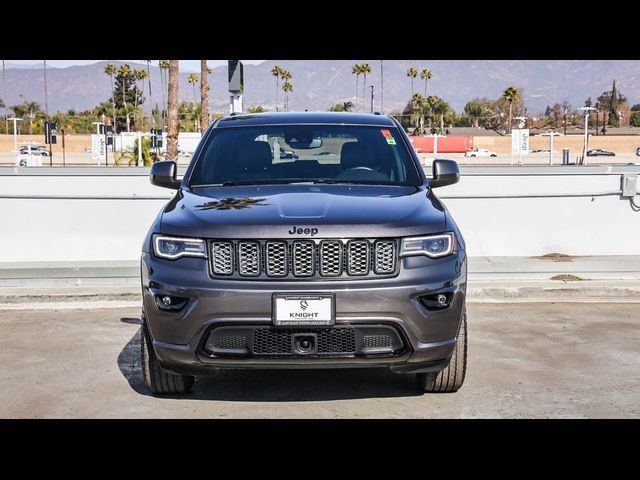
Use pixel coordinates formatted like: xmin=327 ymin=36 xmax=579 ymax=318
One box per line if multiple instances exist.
xmin=252 ymin=328 xmax=356 ymax=356
xmin=214 ymin=336 xmax=247 ymax=350
xmin=363 ymin=335 xmax=393 ymax=350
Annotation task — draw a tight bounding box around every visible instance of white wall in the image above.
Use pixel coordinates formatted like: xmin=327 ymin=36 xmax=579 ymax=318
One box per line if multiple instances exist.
xmin=0 ymin=166 xmax=638 ymax=263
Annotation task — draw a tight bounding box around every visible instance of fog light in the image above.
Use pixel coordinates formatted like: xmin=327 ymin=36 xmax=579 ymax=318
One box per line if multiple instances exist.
xmin=418 ymin=293 xmax=452 ymax=311
xmin=152 ymin=291 xmax=190 ymax=312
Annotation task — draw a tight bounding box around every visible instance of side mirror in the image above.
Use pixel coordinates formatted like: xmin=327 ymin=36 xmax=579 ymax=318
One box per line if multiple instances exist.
xmin=150 ymin=160 xmax=180 ymax=190
xmin=429 ymin=159 xmax=459 ymax=189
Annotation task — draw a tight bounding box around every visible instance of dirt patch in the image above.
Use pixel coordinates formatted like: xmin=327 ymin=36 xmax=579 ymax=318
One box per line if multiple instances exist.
xmin=550 ymin=274 xmax=586 ymax=281
xmin=536 ymin=253 xmax=573 ymax=262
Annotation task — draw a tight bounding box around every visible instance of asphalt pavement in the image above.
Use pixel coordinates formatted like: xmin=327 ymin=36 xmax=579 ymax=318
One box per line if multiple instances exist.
xmin=0 ymin=303 xmax=637 ymax=418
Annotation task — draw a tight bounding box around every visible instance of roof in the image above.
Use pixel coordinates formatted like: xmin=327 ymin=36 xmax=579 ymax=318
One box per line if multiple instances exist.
xmin=216 ymin=111 xmax=397 ymax=127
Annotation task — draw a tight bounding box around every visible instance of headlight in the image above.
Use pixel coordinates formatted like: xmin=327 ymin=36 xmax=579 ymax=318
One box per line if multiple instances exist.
xmin=400 ymin=233 xmax=455 ymax=258
xmin=153 ymin=235 xmax=207 ymax=260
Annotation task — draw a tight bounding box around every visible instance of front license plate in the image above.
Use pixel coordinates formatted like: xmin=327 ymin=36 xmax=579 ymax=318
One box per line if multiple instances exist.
xmin=272 ymin=294 xmax=335 ymax=326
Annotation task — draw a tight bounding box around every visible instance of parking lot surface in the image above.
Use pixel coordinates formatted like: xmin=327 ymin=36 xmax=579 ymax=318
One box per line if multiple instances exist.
xmin=0 ymin=303 xmax=637 ymax=418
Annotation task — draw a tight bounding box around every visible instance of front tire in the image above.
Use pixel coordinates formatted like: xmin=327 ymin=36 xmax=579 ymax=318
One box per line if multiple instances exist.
xmin=141 ymin=316 xmax=194 ymax=395
xmin=417 ymin=311 xmax=467 ymax=393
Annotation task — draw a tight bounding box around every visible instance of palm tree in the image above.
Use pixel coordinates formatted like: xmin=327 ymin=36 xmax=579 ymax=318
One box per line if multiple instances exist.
xmin=2 ymin=59 xmax=6 ymax=135
xmin=271 ymin=65 xmax=283 ymax=111
xmin=159 ymin=60 xmax=170 ymax=122
xmin=282 ymin=80 xmax=293 ymax=111
xmin=352 ymin=64 xmax=361 ymax=112
xmin=407 ymin=67 xmax=418 ymax=99
xmin=200 ymin=60 xmax=209 ymax=133
xmin=133 ymin=68 xmax=148 ymax=129
xmin=117 ymin=64 xmax=132 ymax=132
xmin=464 ymin=99 xmax=485 ymax=128
xmin=24 ymin=101 xmax=40 ymax=134
xmin=104 ymin=63 xmax=117 ymax=127
xmin=167 ymin=60 xmax=179 ymax=160
xmin=420 ymin=68 xmax=431 ymax=97
xmin=279 ymin=69 xmax=292 ymax=111
xmin=502 ymin=86 xmax=520 ymax=134
xmin=360 ymin=63 xmax=371 ymax=113
xmin=187 ymin=73 xmax=199 ymax=103
xmin=145 ymin=60 xmax=153 ymax=123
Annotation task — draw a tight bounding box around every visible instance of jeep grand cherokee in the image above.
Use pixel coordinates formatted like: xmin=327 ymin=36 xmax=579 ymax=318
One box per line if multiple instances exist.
xmin=141 ymin=112 xmax=467 ymax=394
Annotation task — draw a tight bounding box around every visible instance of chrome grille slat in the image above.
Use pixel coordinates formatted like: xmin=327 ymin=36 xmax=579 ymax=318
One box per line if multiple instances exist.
xmin=374 ymin=240 xmax=397 ymax=274
xmin=319 ymin=241 xmax=343 ymax=277
xmin=265 ymin=241 xmax=288 ymax=277
xmin=292 ymin=241 xmax=315 ymax=277
xmin=210 ymin=241 xmax=233 ymax=275
xmin=237 ymin=241 xmax=261 ymax=276
xmin=209 ymin=239 xmax=396 ymax=279
xmin=347 ymin=240 xmax=370 ymax=276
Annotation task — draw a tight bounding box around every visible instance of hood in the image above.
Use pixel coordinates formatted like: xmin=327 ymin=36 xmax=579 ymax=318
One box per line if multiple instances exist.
xmin=159 ymin=184 xmax=446 ymax=239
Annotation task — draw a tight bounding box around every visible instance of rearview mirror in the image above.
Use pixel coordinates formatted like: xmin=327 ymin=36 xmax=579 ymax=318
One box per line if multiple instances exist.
xmin=429 ymin=159 xmax=459 ymax=188
xmin=150 ymin=160 xmax=180 ymax=190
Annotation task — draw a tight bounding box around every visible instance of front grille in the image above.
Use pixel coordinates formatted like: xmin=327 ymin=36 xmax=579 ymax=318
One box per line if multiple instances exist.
xmin=253 ymin=328 xmax=356 ymax=356
xmin=209 ymin=238 xmax=398 ymax=280
xmin=214 ymin=336 xmax=247 ymax=350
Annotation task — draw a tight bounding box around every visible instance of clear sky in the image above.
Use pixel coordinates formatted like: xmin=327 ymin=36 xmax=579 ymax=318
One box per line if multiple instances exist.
xmin=4 ymin=60 xmax=265 ymax=71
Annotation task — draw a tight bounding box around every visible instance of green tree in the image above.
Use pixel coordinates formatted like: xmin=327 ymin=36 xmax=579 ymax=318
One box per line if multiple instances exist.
xmin=247 ymin=105 xmax=265 ymax=113
xmin=104 ymin=63 xmax=117 ymax=128
xmin=464 ymin=99 xmax=485 ymax=128
xmin=329 ymin=101 xmax=354 ymax=112
xmin=406 ymin=67 xmax=418 ymax=99
xmin=271 ymin=65 xmax=283 ymax=111
xmin=133 ymin=68 xmax=148 ymax=128
xmin=420 ymin=68 xmax=432 ymax=97
xmin=630 ymin=111 xmax=640 ymax=127
xmin=501 ymin=86 xmax=520 ymax=134
xmin=630 ymin=104 xmax=640 ymax=111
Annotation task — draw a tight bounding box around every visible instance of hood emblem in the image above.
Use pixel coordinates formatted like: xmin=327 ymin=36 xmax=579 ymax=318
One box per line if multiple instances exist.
xmin=289 ymin=226 xmax=318 ymax=236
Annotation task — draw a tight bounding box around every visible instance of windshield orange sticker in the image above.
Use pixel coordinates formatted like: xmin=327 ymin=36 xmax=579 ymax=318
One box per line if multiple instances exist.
xmin=381 ymin=129 xmax=392 ymax=138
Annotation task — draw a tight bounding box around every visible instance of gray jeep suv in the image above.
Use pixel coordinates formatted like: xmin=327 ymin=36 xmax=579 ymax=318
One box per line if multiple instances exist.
xmin=141 ymin=112 xmax=467 ymax=395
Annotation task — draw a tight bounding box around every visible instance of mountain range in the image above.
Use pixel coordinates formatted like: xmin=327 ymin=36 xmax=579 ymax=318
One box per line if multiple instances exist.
xmin=1 ymin=60 xmax=639 ymax=116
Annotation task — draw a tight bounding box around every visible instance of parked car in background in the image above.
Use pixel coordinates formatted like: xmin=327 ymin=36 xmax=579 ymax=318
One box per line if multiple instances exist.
xmin=19 ymin=144 xmax=49 ymax=156
xmin=464 ymin=147 xmax=497 ymax=157
xmin=587 ymin=149 xmax=615 ymax=157
xmin=635 ymin=147 xmax=640 ymax=156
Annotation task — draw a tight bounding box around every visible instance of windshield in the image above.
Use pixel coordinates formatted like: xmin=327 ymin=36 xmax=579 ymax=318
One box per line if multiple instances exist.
xmin=188 ymin=125 xmax=421 ymax=187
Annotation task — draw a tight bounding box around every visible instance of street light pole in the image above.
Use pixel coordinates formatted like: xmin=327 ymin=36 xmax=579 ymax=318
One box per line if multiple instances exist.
xmin=542 ymin=131 xmax=560 ymax=166
xmin=369 ymin=85 xmax=374 ymax=113
xmin=8 ymin=116 xmax=22 ymax=156
xmin=578 ymin=107 xmax=596 ymax=165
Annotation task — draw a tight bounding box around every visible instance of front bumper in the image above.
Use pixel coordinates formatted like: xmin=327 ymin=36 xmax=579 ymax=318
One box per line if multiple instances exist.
xmin=141 ymin=249 xmax=467 ymax=375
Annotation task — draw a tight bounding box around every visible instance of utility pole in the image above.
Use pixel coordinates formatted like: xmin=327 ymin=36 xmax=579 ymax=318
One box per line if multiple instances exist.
xmin=563 ymin=105 xmax=568 ymax=136
xmin=369 ymin=85 xmax=374 ymax=113
xmin=380 ymin=60 xmax=384 ymax=114
xmin=578 ymin=107 xmax=596 ymax=165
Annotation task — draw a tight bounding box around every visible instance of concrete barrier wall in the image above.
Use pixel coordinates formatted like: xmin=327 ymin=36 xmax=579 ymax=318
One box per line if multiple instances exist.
xmin=0 ymin=165 xmax=638 ymax=262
